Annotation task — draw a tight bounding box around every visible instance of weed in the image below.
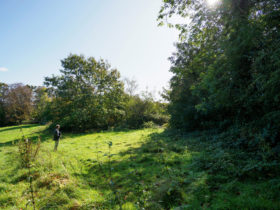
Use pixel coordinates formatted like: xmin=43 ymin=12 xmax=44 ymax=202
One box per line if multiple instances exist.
xmin=17 ymin=135 xmax=41 ymax=210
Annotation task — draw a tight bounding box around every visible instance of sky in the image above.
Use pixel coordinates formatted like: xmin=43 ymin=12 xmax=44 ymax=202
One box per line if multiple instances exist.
xmin=0 ymin=0 xmax=180 ymax=97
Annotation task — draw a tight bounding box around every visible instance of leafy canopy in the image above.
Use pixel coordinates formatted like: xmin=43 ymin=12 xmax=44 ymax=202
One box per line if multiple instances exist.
xmin=44 ymin=54 xmax=126 ymax=131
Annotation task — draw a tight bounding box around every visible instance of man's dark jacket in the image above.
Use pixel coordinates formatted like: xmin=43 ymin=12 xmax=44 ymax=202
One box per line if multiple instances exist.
xmin=53 ymin=129 xmax=61 ymax=141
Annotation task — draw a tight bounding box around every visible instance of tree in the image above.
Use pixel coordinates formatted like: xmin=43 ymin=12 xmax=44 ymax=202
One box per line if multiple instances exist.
xmin=32 ymin=86 xmax=51 ymax=123
xmin=0 ymin=83 xmax=8 ymax=126
xmin=3 ymin=84 xmax=33 ymax=124
xmin=123 ymin=77 xmax=138 ymax=96
xmin=159 ymin=0 xmax=280 ymax=147
xmin=44 ymin=54 xmax=126 ymax=131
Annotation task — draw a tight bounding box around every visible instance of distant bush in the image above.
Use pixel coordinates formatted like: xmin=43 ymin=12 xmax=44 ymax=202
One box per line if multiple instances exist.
xmin=123 ymin=93 xmax=169 ymax=129
xmin=143 ymin=121 xmax=157 ymax=128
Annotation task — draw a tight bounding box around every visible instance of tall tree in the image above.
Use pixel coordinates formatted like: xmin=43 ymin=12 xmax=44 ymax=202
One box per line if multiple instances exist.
xmin=160 ymin=0 xmax=280 ymax=146
xmin=44 ymin=54 xmax=126 ymax=131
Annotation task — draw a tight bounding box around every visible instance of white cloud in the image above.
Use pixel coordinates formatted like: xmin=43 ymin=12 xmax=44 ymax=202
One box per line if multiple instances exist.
xmin=0 ymin=67 xmax=8 ymax=72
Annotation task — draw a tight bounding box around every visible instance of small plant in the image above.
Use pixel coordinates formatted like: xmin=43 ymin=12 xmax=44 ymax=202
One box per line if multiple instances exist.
xmin=106 ymin=141 xmax=124 ymax=209
xmin=18 ymin=133 xmax=41 ymax=210
xmin=95 ymin=140 xmax=103 ymax=171
xmin=18 ymin=137 xmax=41 ymax=168
xmin=107 ymin=141 xmax=113 ymax=180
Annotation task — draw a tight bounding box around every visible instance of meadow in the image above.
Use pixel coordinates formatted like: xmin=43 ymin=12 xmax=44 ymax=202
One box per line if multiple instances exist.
xmin=0 ymin=124 xmax=279 ymax=209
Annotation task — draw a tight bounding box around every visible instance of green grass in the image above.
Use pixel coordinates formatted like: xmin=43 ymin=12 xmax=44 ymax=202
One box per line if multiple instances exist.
xmin=0 ymin=124 xmax=46 ymax=144
xmin=0 ymin=124 xmax=279 ymax=209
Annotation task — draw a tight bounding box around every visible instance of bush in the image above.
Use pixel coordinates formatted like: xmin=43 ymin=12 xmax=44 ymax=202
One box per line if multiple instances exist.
xmin=123 ymin=95 xmax=169 ymax=129
xmin=143 ymin=121 xmax=157 ymax=128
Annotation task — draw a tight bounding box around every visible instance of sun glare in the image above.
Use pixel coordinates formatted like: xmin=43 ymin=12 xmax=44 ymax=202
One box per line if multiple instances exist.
xmin=207 ymin=0 xmax=220 ymax=7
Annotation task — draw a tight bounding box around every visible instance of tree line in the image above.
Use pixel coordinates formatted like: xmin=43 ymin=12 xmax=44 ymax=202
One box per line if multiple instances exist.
xmin=0 ymin=55 xmax=168 ymax=131
xmin=159 ymin=0 xmax=280 ymax=151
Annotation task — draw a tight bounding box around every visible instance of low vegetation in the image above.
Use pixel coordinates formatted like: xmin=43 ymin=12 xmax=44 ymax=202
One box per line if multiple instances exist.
xmin=0 ymin=124 xmax=279 ymax=209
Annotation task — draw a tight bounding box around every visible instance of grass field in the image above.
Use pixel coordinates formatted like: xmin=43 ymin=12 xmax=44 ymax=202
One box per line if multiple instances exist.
xmin=0 ymin=124 xmax=279 ymax=209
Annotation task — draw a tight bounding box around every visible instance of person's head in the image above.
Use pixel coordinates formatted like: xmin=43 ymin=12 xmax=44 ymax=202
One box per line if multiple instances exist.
xmin=56 ymin=124 xmax=60 ymax=129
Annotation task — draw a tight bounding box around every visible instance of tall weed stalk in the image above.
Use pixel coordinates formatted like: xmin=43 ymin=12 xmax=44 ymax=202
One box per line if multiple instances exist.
xmin=18 ymin=131 xmax=41 ymax=210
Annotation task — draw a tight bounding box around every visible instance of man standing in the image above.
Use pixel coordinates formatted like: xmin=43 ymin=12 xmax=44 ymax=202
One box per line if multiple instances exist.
xmin=53 ymin=124 xmax=61 ymax=151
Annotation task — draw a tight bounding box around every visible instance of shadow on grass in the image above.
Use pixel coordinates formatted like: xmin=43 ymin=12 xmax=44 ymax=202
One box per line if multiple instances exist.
xmin=75 ymin=129 xmax=280 ymax=209
xmin=76 ymin=129 xmax=208 ymax=209
xmin=0 ymin=125 xmax=51 ymax=147
xmin=0 ymin=124 xmax=39 ymax=133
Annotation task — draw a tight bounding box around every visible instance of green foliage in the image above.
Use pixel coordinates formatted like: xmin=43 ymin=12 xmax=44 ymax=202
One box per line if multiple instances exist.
xmin=0 ymin=104 xmax=5 ymax=127
xmin=123 ymin=94 xmax=169 ymax=129
xmin=160 ymin=0 xmax=280 ymax=149
xmin=143 ymin=121 xmax=157 ymax=128
xmin=0 ymin=83 xmax=8 ymax=126
xmin=44 ymin=54 xmax=126 ymax=131
xmin=0 ymin=56 xmax=168 ymax=131
xmin=32 ymin=86 xmax=51 ymax=124
xmin=18 ymin=137 xmax=41 ymax=168
xmin=121 ymin=79 xmax=169 ymax=129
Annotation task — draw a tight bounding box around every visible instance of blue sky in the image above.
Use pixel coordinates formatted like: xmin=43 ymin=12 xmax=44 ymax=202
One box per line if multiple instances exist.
xmin=0 ymin=0 xmax=179 ymax=96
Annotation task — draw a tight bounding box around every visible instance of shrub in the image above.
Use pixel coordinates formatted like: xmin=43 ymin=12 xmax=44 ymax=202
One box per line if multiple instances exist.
xmin=143 ymin=121 xmax=157 ymax=128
